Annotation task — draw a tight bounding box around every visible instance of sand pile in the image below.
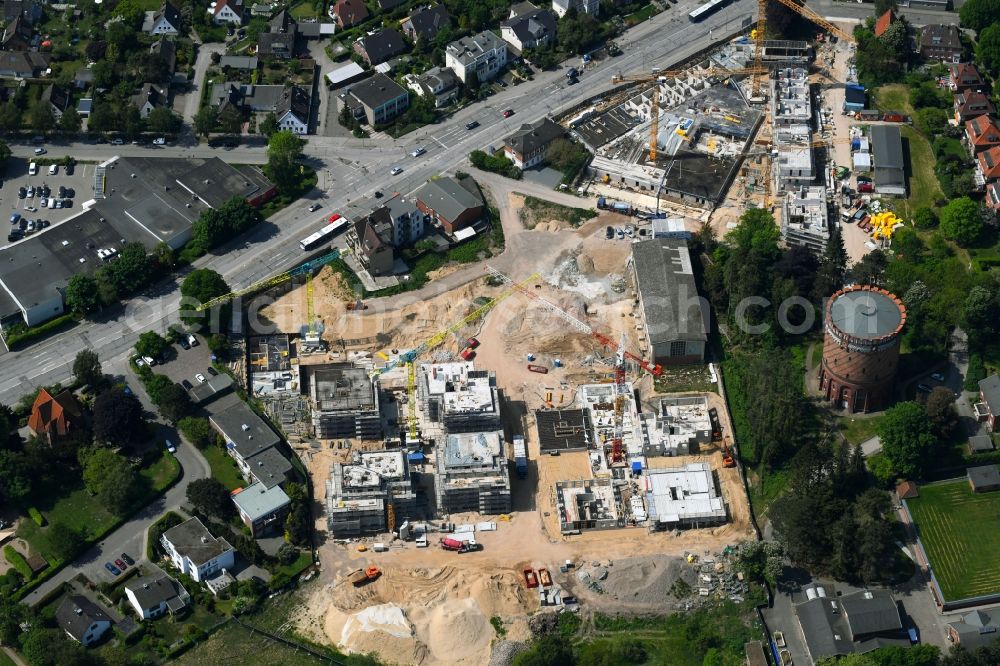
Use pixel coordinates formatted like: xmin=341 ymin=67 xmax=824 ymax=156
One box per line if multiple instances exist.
xmin=313 ymin=566 xmax=535 ymax=666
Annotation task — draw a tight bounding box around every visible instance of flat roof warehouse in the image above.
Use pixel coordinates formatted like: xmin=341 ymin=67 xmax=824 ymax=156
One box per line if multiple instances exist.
xmin=0 ymin=157 xmax=274 ymax=327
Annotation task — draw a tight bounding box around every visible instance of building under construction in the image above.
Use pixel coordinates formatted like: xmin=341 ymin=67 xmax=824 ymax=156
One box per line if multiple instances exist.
xmin=782 ymin=185 xmax=830 ymax=254
xmin=417 ymin=361 xmax=502 ymax=437
xmin=639 ymin=395 xmax=713 ymax=457
xmin=302 ymin=362 xmax=382 ymax=440
xmin=645 ymin=462 xmax=727 ymax=529
xmin=436 ymin=431 xmax=512 ymax=515
xmin=556 ymin=478 xmax=623 ymax=534
xmin=326 ymin=450 xmax=419 ymax=537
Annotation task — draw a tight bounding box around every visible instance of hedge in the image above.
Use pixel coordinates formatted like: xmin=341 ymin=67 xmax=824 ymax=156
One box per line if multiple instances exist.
xmin=3 ymin=313 xmax=77 ymax=349
xmin=28 ymin=507 xmax=45 ymax=527
xmin=4 ymin=546 xmax=33 ymax=580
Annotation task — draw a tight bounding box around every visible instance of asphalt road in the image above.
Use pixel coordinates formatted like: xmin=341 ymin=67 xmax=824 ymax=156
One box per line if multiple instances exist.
xmin=0 ymin=0 xmax=757 ymax=406
xmin=809 ymin=0 xmax=960 ymax=26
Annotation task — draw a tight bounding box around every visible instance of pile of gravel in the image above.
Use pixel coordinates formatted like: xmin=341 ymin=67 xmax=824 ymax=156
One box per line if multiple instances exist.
xmin=489 ymin=640 xmax=530 ymax=666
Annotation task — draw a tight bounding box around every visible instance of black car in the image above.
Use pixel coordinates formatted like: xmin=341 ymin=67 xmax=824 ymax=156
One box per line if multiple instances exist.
xmin=66 ymin=188 xmax=75 ymax=198
xmin=121 ymin=552 xmax=135 ymax=566
xmin=40 ymin=186 xmax=50 ymax=198
xmin=181 ymin=379 xmax=193 ymax=389
xmin=7 ymin=231 xmax=22 ymax=242
xmin=58 ymin=186 xmax=67 ymax=198
xmin=178 ymin=338 xmax=190 ymax=350
xmin=374 ymin=190 xmax=383 ymax=198
xmin=206 ymin=366 xmax=218 ymax=377
xmin=465 ymin=120 xmax=479 ymax=130
xmin=605 ymin=226 xmax=614 ymax=239
xmin=65 ymin=164 xmax=74 ymax=175
xmin=17 ymin=187 xmax=26 ymax=199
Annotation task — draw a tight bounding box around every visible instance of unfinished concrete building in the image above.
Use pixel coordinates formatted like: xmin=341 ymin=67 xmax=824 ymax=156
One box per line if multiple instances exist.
xmin=417 ymin=361 xmax=501 ymax=436
xmin=782 ymin=186 xmax=830 ymax=253
xmin=772 ymin=68 xmax=811 ymax=126
xmin=326 ymin=450 xmax=418 ymax=537
xmin=579 ymin=383 xmax=642 ymax=468
xmin=640 ymin=395 xmax=713 ymax=457
xmin=556 ymin=478 xmax=623 ymax=534
xmin=435 ymin=431 xmax=511 ymax=515
xmin=772 ymin=68 xmax=814 ymax=192
xmin=645 ymin=462 xmax=727 ymax=530
xmin=303 ymin=363 xmax=382 ymax=440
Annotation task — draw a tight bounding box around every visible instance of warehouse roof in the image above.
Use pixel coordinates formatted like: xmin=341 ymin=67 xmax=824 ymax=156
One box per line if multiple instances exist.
xmin=631 ymin=239 xmax=707 ymax=345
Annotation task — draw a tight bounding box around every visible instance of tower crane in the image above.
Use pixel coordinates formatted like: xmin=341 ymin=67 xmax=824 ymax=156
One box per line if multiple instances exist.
xmin=485 ymin=266 xmax=663 ymax=377
xmin=611 ymin=66 xmax=767 ymax=163
xmin=610 ymin=332 xmax=628 ymax=464
xmin=750 ymin=0 xmax=855 ymax=97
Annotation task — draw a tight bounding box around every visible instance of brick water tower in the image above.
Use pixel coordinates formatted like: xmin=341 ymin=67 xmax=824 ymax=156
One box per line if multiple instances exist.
xmin=819 ymin=285 xmax=906 ymax=413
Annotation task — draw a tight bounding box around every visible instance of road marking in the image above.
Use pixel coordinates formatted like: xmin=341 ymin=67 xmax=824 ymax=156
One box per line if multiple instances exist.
xmin=433 ymin=136 xmax=447 ymax=149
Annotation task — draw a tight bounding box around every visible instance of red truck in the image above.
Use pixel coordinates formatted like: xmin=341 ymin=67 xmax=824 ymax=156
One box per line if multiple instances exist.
xmin=524 ymin=569 xmax=539 ymax=588
xmin=460 ymin=348 xmax=476 ymax=361
xmin=440 ymin=537 xmax=481 ymax=553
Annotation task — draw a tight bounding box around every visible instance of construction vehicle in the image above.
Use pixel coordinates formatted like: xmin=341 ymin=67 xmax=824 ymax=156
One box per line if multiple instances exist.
xmin=349 ymin=566 xmax=381 ymax=586
xmin=527 ymin=364 xmax=549 ymax=374
xmin=196 ymin=248 xmax=348 ymax=311
xmin=721 ymin=437 xmax=736 ymax=468
xmin=440 ymin=537 xmax=481 ymax=553
xmin=538 ymin=568 xmax=552 ymax=587
xmin=524 ymin=569 xmax=539 ymax=588
xmin=487 ymin=267 xmax=662 ymax=377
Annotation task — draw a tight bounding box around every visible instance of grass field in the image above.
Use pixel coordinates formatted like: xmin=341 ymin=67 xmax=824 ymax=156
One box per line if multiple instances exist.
xmin=900 ymin=126 xmax=944 ymax=216
xmin=201 ymin=445 xmax=246 ymax=490
xmin=908 ymin=476 xmax=1000 ymax=602
xmin=838 ymin=414 xmax=885 ymax=446
xmin=873 ymin=84 xmax=915 ymax=116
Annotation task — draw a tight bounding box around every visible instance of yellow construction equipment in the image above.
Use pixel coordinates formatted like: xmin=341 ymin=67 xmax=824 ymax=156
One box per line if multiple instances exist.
xmin=387 ymin=500 xmax=396 ymax=534
xmin=406 ymin=361 xmax=418 ymax=440
xmin=305 ymin=272 xmax=318 ymax=337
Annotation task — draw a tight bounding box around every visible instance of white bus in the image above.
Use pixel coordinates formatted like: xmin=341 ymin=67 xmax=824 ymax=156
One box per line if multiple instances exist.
xmin=688 ymin=0 xmax=728 ymax=21
xmin=299 ymin=214 xmax=349 ymax=251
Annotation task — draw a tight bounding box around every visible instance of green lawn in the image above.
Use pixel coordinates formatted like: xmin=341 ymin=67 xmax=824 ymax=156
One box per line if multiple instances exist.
xmin=0 ymin=649 xmax=19 ymax=666
xmin=873 ymin=84 xmax=915 ymax=116
xmin=933 ymin=136 xmax=966 ymax=160
xmin=838 ymin=414 xmax=885 ymax=446
xmin=202 ymin=445 xmax=246 ymax=490
xmin=275 ymin=551 xmax=314 ymax=579
xmin=173 ymin=621 xmax=339 ymax=666
xmin=900 ymin=125 xmax=944 ymax=217
xmin=907 ymin=476 xmax=1000 ymax=602
xmin=625 ymin=3 xmax=659 ymax=24
xmin=289 ymin=0 xmax=320 ymax=19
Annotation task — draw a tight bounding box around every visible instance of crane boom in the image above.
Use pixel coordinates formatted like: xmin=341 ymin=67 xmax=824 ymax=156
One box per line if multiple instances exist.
xmin=770 ymin=0 xmax=855 ymax=42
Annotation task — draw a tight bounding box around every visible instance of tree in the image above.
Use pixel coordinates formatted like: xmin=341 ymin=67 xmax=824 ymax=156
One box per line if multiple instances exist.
xmin=180 ymin=268 xmax=230 ymax=327
xmin=177 ymin=417 xmax=216 ymax=448
xmin=64 ymin=274 xmax=100 ymax=316
xmin=0 ymin=450 xmax=31 ymax=502
xmin=557 ymin=11 xmax=603 ymax=55
xmin=186 ymin=478 xmax=234 ymax=519
xmin=146 ymin=106 xmax=180 ymax=134
xmin=276 ymin=542 xmax=299 ymax=565
xmin=80 ymin=446 xmax=140 ymax=514
xmin=813 ymin=227 xmax=848 ymax=301
xmin=284 ymin=502 xmax=311 ymax=546
xmin=87 ymin=102 xmax=117 ymax=132
xmin=874 ymin=0 xmax=897 ymax=14
xmin=47 ymin=522 xmax=83 ymax=562
xmin=877 ymin=402 xmax=937 ymax=479
xmin=849 ymin=249 xmax=888 ymax=286
xmin=57 ymin=106 xmax=81 ymax=133
xmin=925 ymin=387 xmax=958 ymax=438
xmin=260 ymin=112 xmax=279 ymax=138
xmin=912 ymin=206 xmax=937 ymax=229
xmin=218 ymin=105 xmax=243 ymax=135
xmin=0 ymin=139 xmax=10 ymax=168
xmin=93 ymin=387 xmax=143 ymax=446
xmin=960 ymin=0 xmax=1000 ymax=33
xmin=153 ymin=241 xmax=174 ymax=269
xmin=964 ymin=285 xmax=999 ymax=338
xmin=135 ymin=331 xmax=168 ymax=359
xmin=103 ymin=241 xmax=152 ymax=294
xmin=193 ymin=106 xmax=218 ymax=137
xmin=153 ymin=381 xmax=191 ymax=422
xmin=732 ymin=540 xmax=784 ymax=585
xmin=266 ymin=130 xmax=305 ymax=193
xmin=21 ymin=627 xmax=90 ymax=666
xmin=940 ymin=196 xmax=984 ymax=246
xmin=72 ymin=350 xmax=102 ymax=387
xmin=30 ymin=103 xmax=55 ymax=132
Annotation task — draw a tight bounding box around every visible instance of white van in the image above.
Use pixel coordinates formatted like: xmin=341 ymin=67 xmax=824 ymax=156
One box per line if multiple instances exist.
xmin=28 ymin=162 xmax=37 ymax=176
xmin=48 ymin=164 xmax=57 ymax=176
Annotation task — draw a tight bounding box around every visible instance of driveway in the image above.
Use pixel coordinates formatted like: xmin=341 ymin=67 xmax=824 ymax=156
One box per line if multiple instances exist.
xmin=305 ymin=40 xmax=339 ymax=136
xmin=181 ymin=43 xmax=227 ymax=123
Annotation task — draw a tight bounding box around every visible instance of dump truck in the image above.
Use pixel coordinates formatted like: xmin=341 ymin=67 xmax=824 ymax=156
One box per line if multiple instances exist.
xmin=513 ymin=436 xmax=528 ymax=479
xmin=349 ymin=566 xmax=381 ymax=586
xmin=524 ymin=569 xmax=539 ymax=588
xmin=538 ymin=568 xmax=552 ymax=587
xmin=527 ymin=364 xmax=549 ymax=374
xmin=460 ymin=347 xmax=476 ymax=360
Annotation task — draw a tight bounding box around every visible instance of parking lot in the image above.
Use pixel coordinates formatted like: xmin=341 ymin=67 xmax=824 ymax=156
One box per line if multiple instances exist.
xmin=3 ymin=156 xmax=96 ymax=244
xmin=139 ymin=332 xmax=217 ymax=391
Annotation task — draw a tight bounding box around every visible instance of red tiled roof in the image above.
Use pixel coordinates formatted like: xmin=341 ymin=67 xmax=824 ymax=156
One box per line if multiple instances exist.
xmin=874 ymin=9 xmax=894 ymax=37
xmin=955 ymin=91 xmax=995 ymax=119
xmin=27 ymin=388 xmax=81 ymax=439
xmin=978 ymin=146 xmax=1000 ymax=181
xmin=965 ymin=115 xmax=1000 ymax=148
xmin=950 ymin=63 xmax=983 ymax=87
xmin=896 ymin=480 xmax=918 ymax=499
xmin=986 ymin=182 xmax=1000 ymax=210
xmin=213 ymin=0 xmax=243 ymax=17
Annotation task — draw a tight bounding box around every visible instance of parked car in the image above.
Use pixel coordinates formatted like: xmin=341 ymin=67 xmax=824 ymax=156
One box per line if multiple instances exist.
xmin=153 ymin=137 xmax=166 ymax=145
xmin=308 ymin=202 xmax=321 ymax=212
xmin=48 ymin=164 xmax=57 ymax=175
xmin=165 ymin=440 xmax=176 ymax=454
xmin=104 ymin=562 xmax=121 ymax=576
xmin=181 ymin=379 xmax=193 ymax=389
xmin=390 ymin=166 xmax=403 ymax=175
xmin=615 ymin=228 xmax=624 ymax=240
xmin=17 ymin=187 xmax=25 ymax=199
xmin=25 ymin=206 xmax=36 ymax=213
xmin=142 ymin=355 xmax=157 ymax=366
xmin=9 ymin=213 xmax=20 ymax=224
xmin=33 ymin=148 xmax=46 ymax=155
xmin=178 ymin=337 xmax=190 ymax=350
xmin=134 ymin=357 xmax=146 ymax=368
xmin=121 ymin=553 xmax=135 ymax=566
xmin=187 ymin=334 xmax=198 ymax=347
xmin=206 ymin=366 xmax=218 ymax=376
xmin=195 ymin=373 xmax=207 ymax=383
xmin=465 ymin=120 xmax=479 ymax=130
xmin=931 ymin=372 xmax=945 ymax=382
xmin=111 ymin=138 xmax=124 ymax=145
xmin=917 ymin=383 xmax=932 ymax=393
xmin=58 ymin=186 xmax=67 ymax=198
xmin=114 ymin=558 xmax=127 ymax=569
xmin=605 ymin=226 xmax=614 ymax=239
xmin=65 ymin=164 xmax=74 ymax=175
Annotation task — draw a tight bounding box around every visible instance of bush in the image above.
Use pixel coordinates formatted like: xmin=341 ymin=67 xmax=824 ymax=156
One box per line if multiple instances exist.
xmin=3 ymin=313 xmax=77 ymax=349
xmin=469 ymin=150 xmax=522 ymax=180
xmin=28 ymin=507 xmax=45 ymax=527
xmin=4 ymin=546 xmax=33 ymax=580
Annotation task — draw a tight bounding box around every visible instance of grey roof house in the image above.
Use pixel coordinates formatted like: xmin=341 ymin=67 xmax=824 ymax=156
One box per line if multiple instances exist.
xmin=919 ymin=24 xmax=963 ymax=63
xmin=795 ymin=589 xmax=907 ymax=663
xmin=56 ymin=596 xmax=112 ymax=647
xmin=41 ymin=84 xmax=70 ymax=119
xmin=353 ymin=28 xmax=407 ymax=66
xmin=500 ymin=4 xmax=556 ymax=52
xmin=232 ymin=482 xmax=292 ymax=536
xmin=338 ymin=72 xmax=409 ymax=126
xmin=414 ymin=175 xmax=485 ymax=235
xmin=207 ymin=396 xmax=290 ymax=484
xmin=871 ymin=125 xmax=906 ymax=196
xmin=405 ymin=66 xmax=459 ymax=108
xmin=133 ymin=83 xmax=166 ymax=119
xmin=144 ymin=1 xmax=182 ymax=35
xmin=124 ymin=574 xmax=191 ymax=620
xmin=948 ymin=610 xmax=1000 ymax=649
xmin=504 ymin=116 xmax=565 ymax=169
xmin=402 ymin=4 xmax=451 ymax=42
xmin=150 ymin=38 xmax=177 ymax=77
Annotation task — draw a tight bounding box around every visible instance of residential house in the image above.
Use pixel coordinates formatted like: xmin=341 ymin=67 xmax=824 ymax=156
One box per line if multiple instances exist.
xmin=150 ymin=39 xmax=177 ymax=79
xmin=402 ymin=4 xmax=451 ymax=43
xmin=347 ymin=210 xmax=396 ymax=276
xmin=212 ymin=0 xmax=244 ymax=25
xmin=950 ymin=63 xmax=985 ymax=93
xmin=56 ymin=596 xmax=112 ymax=647
xmin=40 ymin=83 xmax=70 ymax=119
xmin=257 ymin=30 xmax=297 ymax=58
xmin=977 ymin=374 xmax=1000 ymax=431
xmin=551 ymin=0 xmax=598 ymax=18
xmin=73 ymin=68 xmax=93 ymax=90
xmin=275 ymin=85 xmax=310 ymax=134
xmin=873 ymin=9 xmax=894 ymax=38
xmin=250 ymin=2 xmax=275 ymax=17
xmin=965 ymin=115 xmax=1000 ymax=155
xmin=354 ymin=28 xmax=407 ymax=66
xmin=27 ymin=387 xmax=81 ymax=444
xmin=969 ymin=434 xmax=995 ymax=454
xmin=232 ymin=482 xmax=292 ymax=536
xmin=975 ymin=145 xmax=1000 ymax=188
xmin=76 ymin=98 xmax=92 ymax=117
xmin=0 ymin=50 xmax=47 ymax=77
xmin=1 ymin=1 xmax=42 ymax=27
xmin=504 ymin=116 xmax=565 ymax=169
xmin=948 ymin=610 xmax=1000 ymax=649
xmin=414 ymin=175 xmax=485 ymax=235
xmin=405 ymin=66 xmax=459 ymax=108
xmin=145 ymin=2 xmax=182 ymax=36
xmin=968 ymin=465 xmax=1000 ymax=493
xmin=919 ymin=24 xmax=963 ymax=63
xmin=219 ymin=55 xmax=258 ymax=71
xmin=331 ymin=0 xmax=368 ymax=28
xmin=124 ymin=575 xmax=190 ymax=620
xmin=445 ymin=31 xmax=508 ymax=84
xmin=870 ymin=125 xmax=906 ymax=196
xmin=954 ymin=90 xmax=995 ymax=123
xmin=795 ymin=589 xmax=907 ymax=663
xmin=987 ymin=182 xmax=1000 ymax=212
xmin=1 ymin=16 xmax=31 ymax=51
xmin=500 ymin=4 xmax=556 ymax=53
xmin=160 ymin=517 xmax=236 ymax=583
xmin=381 ymin=196 xmax=427 ymax=246
xmin=133 ymin=83 xmax=165 ymax=119
xmin=207 ymin=398 xmax=290 ymax=482
xmin=338 ymin=73 xmax=409 ymax=125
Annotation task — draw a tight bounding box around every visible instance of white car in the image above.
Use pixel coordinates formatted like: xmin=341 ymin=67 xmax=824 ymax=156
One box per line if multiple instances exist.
xmin=40 ymin=198 xmax=48 ymax=208
xmin=410 ymin=147 xmax=426 ymax=157
xmin=187 ymin=334 xmax=198 ymax=346
xmin=195 ymin=373 xmax=207 ymax=383
xmin=308 ymin=203 xmax=321 ymax=212
xmin=48 ymin=164 xmax=57 ymax=175
xmin=390 ymin=167 xmax=403 ymax=175
xmin=153 ymin=137 xmax=166 ymax=145
xmin=134 ymin=357 xmax=146 ymax=368
xmin=33 ymin=148 xmax=46 ymax=155
xmin=165 ymin=439 xmax=176 ymax=453
xmin=142 ymin=356 xmax=157 ymax=366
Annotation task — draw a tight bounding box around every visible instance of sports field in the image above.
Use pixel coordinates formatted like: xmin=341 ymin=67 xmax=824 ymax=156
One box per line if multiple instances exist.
xmin=907 ymin=475 xmax=1000 ymax=603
